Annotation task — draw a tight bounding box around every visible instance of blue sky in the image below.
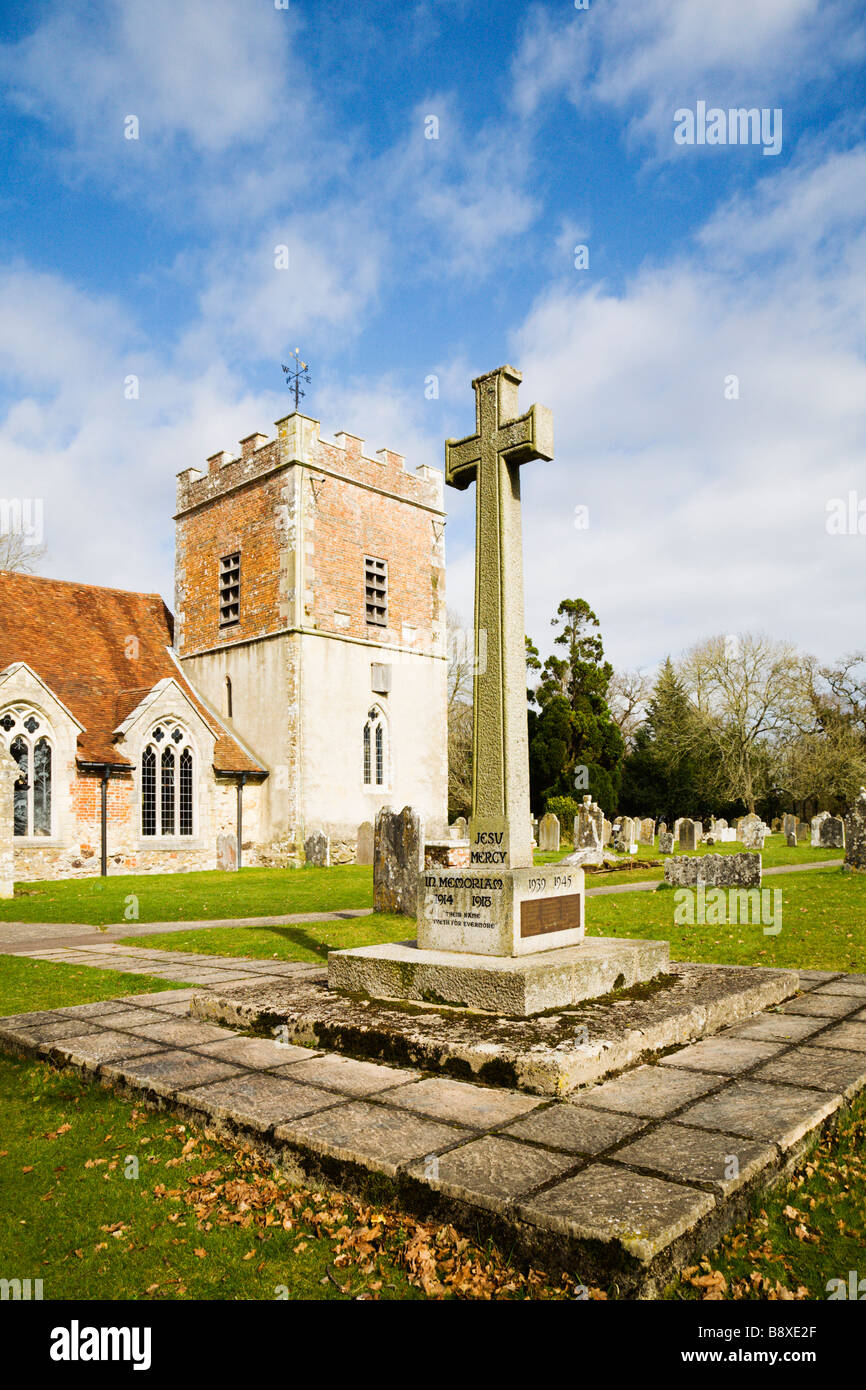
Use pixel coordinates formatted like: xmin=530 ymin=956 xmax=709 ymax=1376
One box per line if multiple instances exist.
xmin=1 ymin=0 xmax=865 ymax=677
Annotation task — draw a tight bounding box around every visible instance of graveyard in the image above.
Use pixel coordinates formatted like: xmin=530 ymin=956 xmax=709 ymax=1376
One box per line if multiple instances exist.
xmin=2 ymin=367 xmax=865 ymax=1308
xmin=2 ymin=4 xmax=865 ymax=1343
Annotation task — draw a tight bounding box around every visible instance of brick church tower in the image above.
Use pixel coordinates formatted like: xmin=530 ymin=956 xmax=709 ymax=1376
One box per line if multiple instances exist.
xmin=174 ymin=411 xmax=448 ymax=862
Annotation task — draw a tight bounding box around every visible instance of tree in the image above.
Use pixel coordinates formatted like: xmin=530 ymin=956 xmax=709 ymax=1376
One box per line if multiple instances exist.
xmin=527 ymin=599 xmax=624 ymax=813
xmin=619 ymin=659 xmax=708 ymax=819
xmin=677 ymin=633 xmax=813 ymax=813
xmin=446 ymin=610 xmax=473 ymax=818
xmin=608 ymin=668 xmax=651 ymax=749
xmin=0 ymin=532 xmax=47 ymax=574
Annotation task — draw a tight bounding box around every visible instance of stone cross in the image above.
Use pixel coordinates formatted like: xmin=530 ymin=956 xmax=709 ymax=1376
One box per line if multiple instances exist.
xmin=446 ymin=366 xmax=553 ymax=868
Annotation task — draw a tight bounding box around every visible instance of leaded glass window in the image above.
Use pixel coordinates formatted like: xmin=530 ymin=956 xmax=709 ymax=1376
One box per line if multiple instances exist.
xmin=141 ymin=723 xmax=195 ymax=838
xmin=362 ymin=707 xmax=388 ymax=788
xmin=0 ymin=709 xmax=54 ymax=837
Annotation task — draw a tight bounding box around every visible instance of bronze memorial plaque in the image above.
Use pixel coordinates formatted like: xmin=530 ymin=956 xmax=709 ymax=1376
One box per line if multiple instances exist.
xmin=520 ymin=893 xmax=582 ymax=939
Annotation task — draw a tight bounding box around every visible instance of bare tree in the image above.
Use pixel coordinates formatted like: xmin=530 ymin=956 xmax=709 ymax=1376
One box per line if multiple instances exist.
xmin=608 ymin=668 xmax=651 ymax=748
xmin=678 ymin=633 xmax=814 ymax=812
xmin=0 ymin=532 xmax=47 ymax=574
xmin=447 ymin=610 xmax=473 ymax=818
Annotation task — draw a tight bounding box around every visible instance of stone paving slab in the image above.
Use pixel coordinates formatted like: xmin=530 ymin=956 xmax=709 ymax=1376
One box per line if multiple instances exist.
xmin=781 ymin=993 xmax=858 ymax=1018
xmin=675 ymin=1080 xmax=841 ymax=1151
xmin=612 ymin=1123 xmax=777 ymax=1196
xmin=2 ymin=962 xmax=865 ymax=1295
xmin=752 ymin=1046 xmax=866 ymax=1100
xmin=517 ymin=1164 xmax=716 ymax=1266
xmin=178 ymin=1072 xmax=342 ymax=1133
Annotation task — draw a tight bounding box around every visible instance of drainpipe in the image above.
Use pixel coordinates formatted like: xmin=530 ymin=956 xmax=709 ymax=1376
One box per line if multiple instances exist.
xmin=100 ymin=765 xmax=111 ymax=877
xmin=236 ymin=773 xmax=249 ymax=870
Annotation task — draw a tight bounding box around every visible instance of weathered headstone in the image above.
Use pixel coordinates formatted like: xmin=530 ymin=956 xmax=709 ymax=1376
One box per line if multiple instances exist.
xmin=844 ymin=788 xmax=866 ymax=868
xmin=373 ymin=806 xmax=422 ymax=914
xmin=453 ymin=815 xmax=468 ymax=839
xmin=574 ymin=795 xmax=603 ymax=850
xmin=664 ymin=852 xmax=762 ymax=889
xmin=739 ymin=813 xmax=765 ymax=850
xmin=786 ymin=831 xmax=797 ymax=848
xmin=659 ymin=821 xmax=667 ymax=835
xmin=810 ymin=812 xmax=830 ymax=847
xmin=659 ymin=830 xmax=675 ymax=854
xmin=781 ymin=813 xmax=797 ymax=838
xmin=538 ymin=812 xmax=561 ymax=852
xmin=615 ymin=816 xmax=637 ymax=853
xmin=304 ymin=829 xmax=330 ymax=867
xmin=678 ymin=820 xmax=697 ymax=851
xmin=602 ymin=817 xmax=612 ymax=846
xmin=355 ymin=820 xmax=374 ymax=865
xmin=819 ymin=815 xmax=845 ymax=849
xmin=673 ymin=817 xmax=684 ymax=841
xmin=640 ymin=817 xmax=655 ymax=845
xmin=797 ymin=823 xmax=809 ymax=842
xmin=216 ymin=832 xmax=238 ymax=872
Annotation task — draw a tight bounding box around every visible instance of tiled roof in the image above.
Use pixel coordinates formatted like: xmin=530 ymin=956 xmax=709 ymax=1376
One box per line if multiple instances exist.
xmin=0 ymin=572 xmax=264 ymax=775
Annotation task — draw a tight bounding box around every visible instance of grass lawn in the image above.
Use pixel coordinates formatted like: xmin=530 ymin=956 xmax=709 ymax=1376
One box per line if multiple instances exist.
xmin=125 ymin=867 xmax=866 ymax=974
xmin=0 ymin=955 xmax=191 ymax=1015
xmin=668 ymin=1091 xmax=866 ymax=1301
xmin=0 ymin=962 xmax=577 ymax=1302
xmin=0 ymin=864 xmax=373 ymax=927
xmin=588 ymin=867 xmax=866 ymax=972
xmin=120 ymin=913 xmax=415 ymax=964
xmin=538 ymin=834 xmax=842 ymax=888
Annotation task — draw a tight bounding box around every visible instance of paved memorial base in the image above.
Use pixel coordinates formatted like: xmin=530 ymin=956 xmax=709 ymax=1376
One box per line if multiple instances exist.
xmin=193 ymin=960 xmax=798 ymax=1094
xmin=327 ymin=935 xmax=669 ymax=1015
xmin=2 ymin=966 xmax=864 ymax=1296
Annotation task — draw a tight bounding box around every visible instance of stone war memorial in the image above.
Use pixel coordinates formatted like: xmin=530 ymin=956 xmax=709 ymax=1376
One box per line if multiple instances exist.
xmin=329 ymin=366 xmax=667 ymax=1014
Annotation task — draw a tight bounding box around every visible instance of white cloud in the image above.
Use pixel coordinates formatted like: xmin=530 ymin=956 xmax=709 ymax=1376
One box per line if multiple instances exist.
xmin=512 ymin=0 xmax=866 ymax=155
xmin=460 ymin=143 xmax=866 ymax=672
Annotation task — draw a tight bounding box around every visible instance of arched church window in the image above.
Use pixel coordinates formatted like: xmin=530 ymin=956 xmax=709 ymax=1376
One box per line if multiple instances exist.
xmin=141 ymin=722 xmax=195 ymax=837
xmin=363 ymin=707 xmax=388 ymax=788
xmin=0 ymin=708 xmax=54 ymax=837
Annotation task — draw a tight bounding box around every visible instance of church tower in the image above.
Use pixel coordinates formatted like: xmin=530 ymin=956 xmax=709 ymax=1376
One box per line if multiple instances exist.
xmin=174 ymin=411 xmax=448 ymax=862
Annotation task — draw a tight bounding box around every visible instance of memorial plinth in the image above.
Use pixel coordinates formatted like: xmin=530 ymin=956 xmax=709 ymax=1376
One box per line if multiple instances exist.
xmin=328 ymin=367 xmax=669 ymax=1016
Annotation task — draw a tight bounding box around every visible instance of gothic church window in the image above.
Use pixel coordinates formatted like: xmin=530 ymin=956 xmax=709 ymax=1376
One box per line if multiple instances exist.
xmin=141 ymin=723 xmax=195 ymax=837
xmin=0 ymin=708 xmax=53 ymax=837
xmin=363 ymin=707 xmax=388 ymax=788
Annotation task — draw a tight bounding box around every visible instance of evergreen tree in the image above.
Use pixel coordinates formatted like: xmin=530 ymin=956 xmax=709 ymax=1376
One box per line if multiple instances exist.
xmin=527 ymin=599 xmax=624 ymax=812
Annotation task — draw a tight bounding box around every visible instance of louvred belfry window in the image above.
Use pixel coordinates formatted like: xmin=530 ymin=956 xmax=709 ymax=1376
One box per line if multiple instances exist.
xmin=219 ymin=552 xmax=241 ymax=627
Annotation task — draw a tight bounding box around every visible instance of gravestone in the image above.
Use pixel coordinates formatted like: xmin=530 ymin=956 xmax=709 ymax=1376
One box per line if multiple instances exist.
xmin=640 ymin=817 xmax=655 ymax=845
xmin=819 ymin=815 xmax=845 ymax=849
xmin=614 ymin=816 xmax=637 ymax=853
xmin=304 ymin=829 xmax=330 ymax=867
xmin=602 ymin=817 xmax=612 ymax=845
xmin=673 ymin=817 xmax=684 ymax=841
xmin=216 ymin=832 xmax=238 ymax=872
xmin=782 ymin=813 xmax=797 ymax=838
xmin=678 ymin=820 xmax=697 ymax=851
xmin=538 ymin=812 xmax=561 ymax=852
xmin=797 ymin=823 xmax=809 ymax=842
xmin=453 ymin=815 xmax=468 ymax=839
xmin=739 ymin=813 xmax=765 ymax=850
xmin=844 ymin=788 xmax=866 ymax=869
xmin=574 ymin=795 xmax=603 ymax=850
xmin=659 ymin=830 xmax=675 ymax=854
xmin=786 ymin=831 xmax=797 ymax=848
xmin=810 ymin=812 xmax=830 ymax=847
xmin=355 ymin=820 xmax=374 ymax=865
xmin=373 ymin=806 xmax=423 ymax=914
xmin=659 ymin=821 xmax=667 ymax=835
xmin=664 ymin=852 xmax=761 ymax=889
xmin=714 ymin=818 xmax=728 ymax=833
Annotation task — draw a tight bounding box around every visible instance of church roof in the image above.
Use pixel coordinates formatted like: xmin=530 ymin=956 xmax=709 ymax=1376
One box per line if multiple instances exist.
xmin=0 ymin=572 xmax=264 ymax=775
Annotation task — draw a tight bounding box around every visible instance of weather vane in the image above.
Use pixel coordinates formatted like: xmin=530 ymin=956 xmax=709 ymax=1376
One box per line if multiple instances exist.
xmin=282 ymin=348 xmax=311 ymax=411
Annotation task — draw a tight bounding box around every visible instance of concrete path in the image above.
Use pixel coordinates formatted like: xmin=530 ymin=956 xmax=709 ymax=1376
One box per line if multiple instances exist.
xmin=2 ymin=963 xmax=864 ymax=1295
xmin=585 ymin=858 xmax=843 ymax=897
